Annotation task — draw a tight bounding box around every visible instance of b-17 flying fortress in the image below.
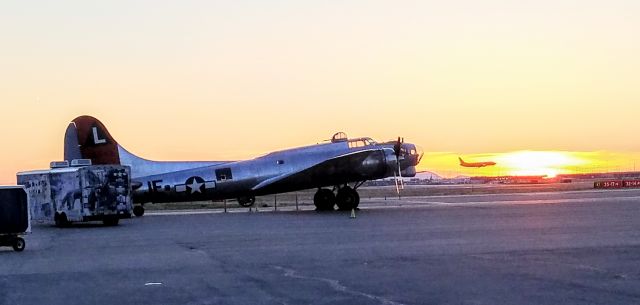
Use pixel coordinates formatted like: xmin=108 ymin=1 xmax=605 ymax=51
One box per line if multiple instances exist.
xmin=64 ymin=116 xmax=423 ymax=216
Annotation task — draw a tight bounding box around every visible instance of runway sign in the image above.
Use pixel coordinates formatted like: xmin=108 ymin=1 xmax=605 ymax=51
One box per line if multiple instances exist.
xmin=594 ymin=180 xmax=640 ymax=189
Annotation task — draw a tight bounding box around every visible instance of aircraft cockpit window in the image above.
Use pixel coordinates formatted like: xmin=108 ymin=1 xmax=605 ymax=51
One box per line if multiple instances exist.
xmin=277 ymin=160 xmax=285 ymax=165
xmin=215 ymin=168 xmax=233 ymax=181
xmin=348 ymin=140 xmax=366 ymax=149
xmin=348 ymin=138 xmax=376 ymax=149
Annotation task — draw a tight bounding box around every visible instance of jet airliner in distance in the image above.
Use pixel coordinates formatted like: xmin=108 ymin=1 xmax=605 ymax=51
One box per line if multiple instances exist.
xmin=459 ymin=157 xmax=496 ymax=168
xmin=64 ymin=116 xmax=423 ymax=217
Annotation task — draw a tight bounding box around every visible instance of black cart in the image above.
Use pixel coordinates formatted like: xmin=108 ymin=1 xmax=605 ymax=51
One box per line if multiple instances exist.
xmin=0 ymin=186 xmax=30 ymax=252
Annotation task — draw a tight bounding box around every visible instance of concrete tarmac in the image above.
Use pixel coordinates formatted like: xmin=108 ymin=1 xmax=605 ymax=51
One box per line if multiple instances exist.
xmin=1 ymin=189 xmax=640 ymax=305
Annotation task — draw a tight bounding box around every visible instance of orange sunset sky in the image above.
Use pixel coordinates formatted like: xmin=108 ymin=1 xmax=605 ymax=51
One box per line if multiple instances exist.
xmin=1 ymin=1 xmax=639 ymax=183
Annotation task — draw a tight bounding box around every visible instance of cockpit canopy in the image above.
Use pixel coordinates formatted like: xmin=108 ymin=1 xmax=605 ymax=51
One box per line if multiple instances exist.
xmin=331 ymin=132 xmax=348 ymax=143
xmin=347 ymin=138 xmax=377 ymax=148
xmin=331 ymin=132 xmax=377 ymax=148
xmin=330 ymin=132 xmax=422 ymax=166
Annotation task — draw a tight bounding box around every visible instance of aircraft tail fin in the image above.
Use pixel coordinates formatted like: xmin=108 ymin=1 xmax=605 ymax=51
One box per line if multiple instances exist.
xmin=64 ymin=116 xmax=121 ymax=165
xmin=459 ymin=157 xmax=464 ymax=165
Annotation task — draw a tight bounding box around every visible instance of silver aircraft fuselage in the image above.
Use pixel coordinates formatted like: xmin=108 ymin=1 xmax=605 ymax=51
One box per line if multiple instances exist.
xmin=129 ymin=140 xmax=403 ymax=203
xmin=64 ymin=116 xmax=423 ymax=205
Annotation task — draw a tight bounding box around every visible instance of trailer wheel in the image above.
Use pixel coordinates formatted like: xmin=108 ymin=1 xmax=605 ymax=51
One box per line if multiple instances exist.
xmin=12 ymin=238 xmax=25 ymax=252
xmin=133 ymin=205 xmax=145 ymax=217
xmin=54 ymin=213 xmax=69 ymax=228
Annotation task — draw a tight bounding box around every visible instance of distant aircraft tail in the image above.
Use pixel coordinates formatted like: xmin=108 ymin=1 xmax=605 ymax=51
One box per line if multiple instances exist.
xmin=458 ymin=157 xmax=465 ymax=165
xmin=64 ymin=116 xmax=122 ymax=164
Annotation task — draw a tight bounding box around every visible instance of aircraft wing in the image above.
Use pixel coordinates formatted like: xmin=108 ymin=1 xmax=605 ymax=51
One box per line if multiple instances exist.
xmin=251 ymin=149 xmax=388 ymax=194
xmin=251 ymin=173 xmax=295 ymax=191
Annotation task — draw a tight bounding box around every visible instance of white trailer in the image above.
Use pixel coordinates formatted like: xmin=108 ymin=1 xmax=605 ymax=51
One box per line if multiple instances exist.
xmin=17 ymin=161 xmax=132 ymax=227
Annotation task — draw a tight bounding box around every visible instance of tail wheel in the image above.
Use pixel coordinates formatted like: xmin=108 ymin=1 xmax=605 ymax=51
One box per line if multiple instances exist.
xmin=314 ymin=189 xmax=336 ymax=211
xmin=133 ymin=205 xmax=145 ymax=217
xmin=238 ymin=196 xmax=256 ymax=207
xmin=336 ymin=187 xmax=360 ymax=210
xmin=12 ymin=238 xmax=25 ymax=252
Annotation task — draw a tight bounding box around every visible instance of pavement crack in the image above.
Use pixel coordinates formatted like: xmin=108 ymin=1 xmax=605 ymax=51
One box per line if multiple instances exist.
xmin=273 ymin=266 xmax=405 ymax=305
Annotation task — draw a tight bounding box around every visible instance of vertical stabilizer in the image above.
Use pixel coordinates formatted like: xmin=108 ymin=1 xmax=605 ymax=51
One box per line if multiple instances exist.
xmin=64 ymin=116 xmax=120 ymax=165
xmin=63 ymin=115 xmax=228 ymax=178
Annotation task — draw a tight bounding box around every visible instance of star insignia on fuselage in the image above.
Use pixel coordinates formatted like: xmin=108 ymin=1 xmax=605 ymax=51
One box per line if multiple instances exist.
xmin=185 ymin=176 xmax=205 ymax=194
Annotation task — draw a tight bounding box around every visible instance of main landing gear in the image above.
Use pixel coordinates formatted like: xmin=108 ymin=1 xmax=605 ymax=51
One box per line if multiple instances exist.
xmin=313 ymin=184 xmax=362 ymax=211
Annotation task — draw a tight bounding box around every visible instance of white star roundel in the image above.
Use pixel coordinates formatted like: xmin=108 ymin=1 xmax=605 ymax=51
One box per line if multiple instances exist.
xmin=185 ymin=176 xmax=205 ymax=194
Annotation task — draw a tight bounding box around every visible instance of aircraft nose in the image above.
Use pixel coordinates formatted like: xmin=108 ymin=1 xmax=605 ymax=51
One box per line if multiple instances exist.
xmin=414 ymin=145 xmax=424 ymax=165
xmin=400 ymin=143 xmax=423 ymax=167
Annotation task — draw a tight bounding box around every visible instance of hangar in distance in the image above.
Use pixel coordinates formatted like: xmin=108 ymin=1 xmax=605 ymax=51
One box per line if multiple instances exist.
xmin=64 ymin=116 xmax=423 ymax=216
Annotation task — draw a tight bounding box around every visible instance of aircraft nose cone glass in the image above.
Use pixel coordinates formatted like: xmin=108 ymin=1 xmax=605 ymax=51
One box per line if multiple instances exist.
xmin=399 ymin=143 xmax=424 ymax=166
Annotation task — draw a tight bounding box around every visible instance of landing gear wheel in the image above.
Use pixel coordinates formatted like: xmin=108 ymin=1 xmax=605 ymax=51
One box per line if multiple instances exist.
xmin=238 ymin=196 xmax=256 ymax=207
xmin=12 ymin=238 xmax=25 ymax=252
xmin=103 ymin=217 xmax=120 ymax=226
xmin=336 ymin=187 xmax=360 ymax=210
xmin=133 ymin=205 xmax=145 ymax=217
xmin=314 ymin=189 xmax=336 ymax=211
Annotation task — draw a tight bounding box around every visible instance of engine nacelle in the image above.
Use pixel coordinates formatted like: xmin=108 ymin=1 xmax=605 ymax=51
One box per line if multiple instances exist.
xmin=401 ymin=166 xmax=417 ymax=178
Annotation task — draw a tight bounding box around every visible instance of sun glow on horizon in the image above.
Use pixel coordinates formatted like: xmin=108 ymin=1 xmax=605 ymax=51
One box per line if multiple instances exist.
xmin=417 ymin=150 xmax=628 ymax=179
xmin=495 ymin=151 xmax=587 ymax=178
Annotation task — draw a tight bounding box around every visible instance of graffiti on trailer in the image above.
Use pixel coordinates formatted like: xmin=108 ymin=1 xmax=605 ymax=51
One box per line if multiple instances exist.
xmin=22 ymin=175 xmax=51 ymax=218
xmin=82 ymin=168 xmax=130 ymax=213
